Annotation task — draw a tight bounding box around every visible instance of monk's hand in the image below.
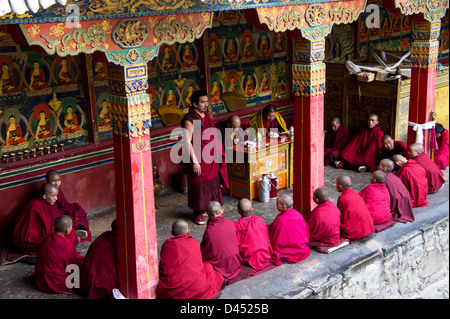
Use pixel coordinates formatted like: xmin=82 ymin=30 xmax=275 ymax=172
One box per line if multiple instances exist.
xmin=193 ymin=162 xmax=201 ymax=176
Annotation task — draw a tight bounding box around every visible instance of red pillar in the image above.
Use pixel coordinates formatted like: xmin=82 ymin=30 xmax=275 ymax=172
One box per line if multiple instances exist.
xmin=291 ymin=38 xmax=326 ymax=215
xmin=108 ymin=62 xmax=159 ymax=299
xmin=407 ymin=18 xmax=440 ymax=155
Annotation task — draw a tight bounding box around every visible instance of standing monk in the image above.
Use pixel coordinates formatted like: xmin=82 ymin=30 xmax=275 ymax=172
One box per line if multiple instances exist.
xmin=324 ymin=117 xmax=350 ymax=166
xmin=393 ymin=154 xmax=428 ymax=207
xmin=181 ymin=90 xmax=229 ymax=224
xmin=337 ymin=113 xmax=384 ymax=172
xmin=433 ymin=123 xmax=449 ymax=170
xmin=409 ymin=143 xmax=445 ymax=193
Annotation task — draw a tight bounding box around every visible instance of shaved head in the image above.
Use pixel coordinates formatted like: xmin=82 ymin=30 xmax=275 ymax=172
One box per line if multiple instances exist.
xmin=392 ymin=154 xmax=406 ymax=163
xmin=313 ymin=188 xmax=329 ymax=204
xmin=228 ymin=115 xmax=241 ymax=128
xmin=372 ymin=170 xmax=387 ymax=183
xmin=45 ymin=169 xmax=59 ymax=181
xmin=54 ymin=215 xmax=72 ymax=234
xmin=172 ymin=219 xmax=189 ymax=236
xmin=206 ymin=201 xmax=222 ymax=218
xmin=410 ymin=143 xmax=424 ymax=154
xmin=336 ymin=175 xmax=352 ymax=189
xmin=238 ymin=198 xmax=252 ymax=215
xmin=330 ymin=116 xmax=341 ymax=124
xmin=379 ymin=158 xmax=394 ymax=173
xmin=40 ymin=182 xmax=58 ymax=197
xmin=277 ymin=194 xmax=293 ymax=209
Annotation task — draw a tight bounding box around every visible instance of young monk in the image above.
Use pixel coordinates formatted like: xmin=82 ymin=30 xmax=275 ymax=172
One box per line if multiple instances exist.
xmin=201 ymin=201 xmax=243 ymax=281
xmin=393 ymin=154 xmax=428 ymax=207
xmin=359 ymin=170 xmax=396 ymax=231
xmin=337 ymin=113 xmax=384 ymax=172
xmin=433 ymin=123 xmax=449 ymax=170
xmin=157 ymin=219 xmax=224 ymax=299
xmin=45 ymin=170 xmax=91 ymax=241
xmin=378 ymin=159 xmax=414 ymax=223
xmin=336 ymin=175 xmax=375 ymax=241
xmin=35 ymin=215 xmax=84 ymax=294
xmin=324 ymin=117 xmax=350 ymax=166
xmin=306 ymin=188 xmax=345 ymax=251
xmin=267 ymin=194 xmax=310 ymax=266
xmin=409 ymin=143 xmax=445 ymax=193
xmin=79 ymin=220 xmax=118 ymax=299
xmin=234 ymin=198 xmax=272 ymax=271
xmin=371 ymin=134 xmax=407 ymax=171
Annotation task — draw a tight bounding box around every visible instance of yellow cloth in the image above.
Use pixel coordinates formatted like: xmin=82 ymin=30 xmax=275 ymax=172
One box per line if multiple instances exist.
xmin=246 ymin=109 xmax=287 ymax=137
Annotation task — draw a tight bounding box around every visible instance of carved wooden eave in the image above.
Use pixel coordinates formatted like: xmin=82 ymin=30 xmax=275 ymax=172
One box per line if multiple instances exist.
xmin=393 ymin=0 xmax=449 ymax=21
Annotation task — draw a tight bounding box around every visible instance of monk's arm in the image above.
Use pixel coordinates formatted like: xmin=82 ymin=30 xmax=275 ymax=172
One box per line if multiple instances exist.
xmin=182 ymin=120 xmax=201 ymax=176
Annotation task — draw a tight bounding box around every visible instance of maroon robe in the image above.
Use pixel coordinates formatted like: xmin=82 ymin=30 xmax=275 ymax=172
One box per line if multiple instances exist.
xmin=324 ymin=125 xmax=350 ymax=166
xmin=35 ymin=233 xmax=84 ymax=294
xmin=371 ymin=141 xmax=407 ymax=171
xmin=359 ymin=183 xmax=392 ymax=225
xmin=413 ymin=153 xmax=445 ymax=193
xmin=434 ymin=128 xmax=449 ymax=170
xmin=306 ymin=200 xmax=342 ymax=248
xmin=267 ymin=208 xmax=310 ymax=266
xmin=385 ymin=172 xmax=415 ymax=222
xmin=201 ymin=216 xmax=242 ymax=280
xmin=340 ymin=125 xmax=383 ymax=169
xmin=235 ymin=215 xmax=273 ymax=271
xmin=337 ymin=189 xmax=375 ymax=241
xmin=80 ymin=230 xmax=118 ymax=299
xmin=395 ymin=159 xmax=428 ymax=207
xmin=157 ymin=234 xmax=224 ymax=299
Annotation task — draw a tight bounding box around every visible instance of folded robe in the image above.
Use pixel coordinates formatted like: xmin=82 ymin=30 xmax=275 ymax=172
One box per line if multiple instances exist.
xmin=235 ymin=215 xmax=273 ymax=271
xmin=337 ymin=189 xmax=375 ymax=241
xmin=359 ymin=183 xmax=392 ymax=225
xmin=267 ymin=208 xmax=310 ymax=266
xmin=305 ymin=200 xmax=341 ymax=247
xmin=80 ymin=230 xmax=118 ymax=299
xmin=201 ymin=216 xmax=242 ymax=280
xmin=35 ymin=233 xmax=84 ymax=294
xmin=434 ymin=128 xmax=449 ymax=170
xmin=324 ymin=125 xmax=350 ymax=166
xmin=395 ymin=159 xmax=428 ymax=207
xmin=158 ymin=234 xmax=224 ymax=299
xmin=385 ymin=172 xmax=415 ymax=222
xmin=413 ymin=153 xmax=445 ymax=193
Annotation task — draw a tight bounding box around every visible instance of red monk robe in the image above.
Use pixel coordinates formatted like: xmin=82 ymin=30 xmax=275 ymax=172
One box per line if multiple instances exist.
xmin=395 ymin=159 xmax=428 ymax=207
xmin=235 ymin=215 xmax=273 ymax=271
xmin=359 ymin=183 xmax=392 ymax=225
xmin=305 ymin=200 xmax=342 ymax=249
xmin=267 ymin=208 xmax=310 ymax=266
xmin=324 ymin=125 xmax=350 ymax=166
xmin=157 ymin=234 xmax=224 ymax=299
xmin=385 ymin=172 xmax=415 ymax=222
xmin=35 ymin=233 xmax=84 ymax=294
xmin=414 ymin=153 xmax=445 ymax=193
xmin=80 ymin=230 xmax=118 ymax=299
xmin=340 ymin=124 xmax=383 ymax=170
xmin=201 ymin=215 xmax=242 ymax=280
xmin=337 ymin=189 xmax=375 ymax=241
xmin=372 ymin=141 xmax=407 ymax=172
xmin=434 ymin=128 xmax=449 ymax=170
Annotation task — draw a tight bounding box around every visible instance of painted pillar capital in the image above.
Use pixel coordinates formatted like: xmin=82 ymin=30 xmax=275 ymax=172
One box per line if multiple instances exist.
xmin=410 ymin=19 xmax=441 ymax=69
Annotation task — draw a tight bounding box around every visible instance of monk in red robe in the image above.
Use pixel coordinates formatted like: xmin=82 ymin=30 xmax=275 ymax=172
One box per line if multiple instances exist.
xmin=80 ymin=220 xmax=118 ymax=299
xmin=181 ymin=90 xmax=229 ymax=225
xmin=305 ymin=188 xmax=347 ymax=252
xmin=378 ymin=159 xmax=415 ymax=223
xmin=267 ymin=194 xmax=310 ymax=265
xmin=201 ymin=201 xmax=242 ymax=281
xmin=234 ymin=199 xmax=272 ymax=271
xmin=35 ymin=215 xmax=84 ymax=294
xmin=393 ymin=154 xmax=428 ymax=207
xmin=409 ymin=143 xmax=445 ymax=193
xmin=324 ymin=117 xmax=350 ymax=166
xmin=13 ymin=183 xmax=78 ymax=256
xmin=337 ymin=114 xmax=384 ymax=172
xmin=336 ymin=175 xmax=375 ymax=241
xmin=157 ymin=219 xmax=224 ymax=299
xmin=45 ymin=170 xmax=91 ymax=241
xmin=359 ymin=170 xmax=396 ymax=231
xmin=433 ymin=124 xmax=449 ymax=170
xmin=370 ymin=134 xmax=407 ymax=171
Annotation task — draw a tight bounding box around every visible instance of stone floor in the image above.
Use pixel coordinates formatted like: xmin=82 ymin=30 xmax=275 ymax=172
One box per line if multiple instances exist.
xmin=0 ymin=165 xmax=448 ymax=299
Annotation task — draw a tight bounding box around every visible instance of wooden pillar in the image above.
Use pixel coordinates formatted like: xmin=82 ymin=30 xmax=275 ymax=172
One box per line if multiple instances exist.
xmin=291 ymin=38 xmax=326 ymax=215
xmin=108 ymin=62 xmax=158 ymax=299
xmin=407 ymin=18 xmax=440 ymax=155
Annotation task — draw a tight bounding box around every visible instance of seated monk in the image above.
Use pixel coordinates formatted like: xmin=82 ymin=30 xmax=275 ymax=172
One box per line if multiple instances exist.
xmin=157 ymin=219 xmax=224 ymax=299
xmin=201 ymin=201 xmax=243 ymax=281
xmin=267 ymin=194 xmax=310 ymax=266
xmin=337 ymin=113 xmax=384 ymax=172
xmin=371 ymin=134 xmax=407 ymax=171
xmin=305 ymin=188 xmax=346 ymax=251
xmin=336 ymin=175 xmax=375 ymax=241
xmin=324 ymin=117 xmax=350 ymax=166
xmin=359 ymin=170 xmax=396 ymax=231
xmin=222 ymin=115 xmax=247 ymax=148
xmin=409 ymin=143 xmax=445 ymax=193
xmin=234 ymin=199 xmax=272 ymax=271
xmin=393 ymin=154 xmax=428 ymax=207
xmin=378 ymin=159 xmax=415 ymax=223
xmin=45 ymin=170 xmax=91 ymax=241
xmin=13 ymin=183 xmax=79 ymax=256
xmin=433 ymin=123 xmax=449 ymax=170
xmin=35 ymin=215 xmax=84 ymax=294
xmin=246 ymin=104 xmax=287 ymax=139
xmin=79 ymin=220 xmax=118 ymax=299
